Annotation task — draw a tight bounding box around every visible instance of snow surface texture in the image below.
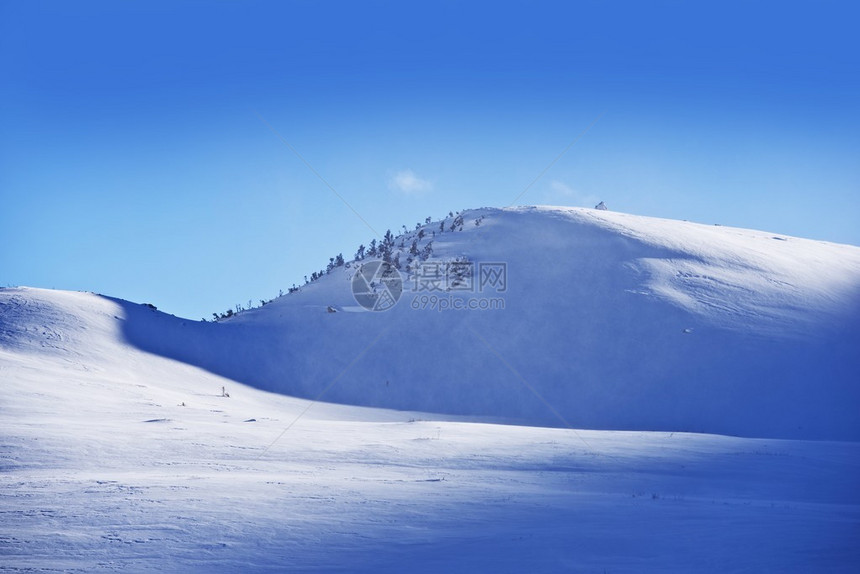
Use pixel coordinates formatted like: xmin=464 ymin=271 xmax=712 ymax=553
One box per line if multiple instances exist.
xmin=115 ymin=207 xmax=859 ymax=440
xmin=2 ymin=287 xmax=860 ymax=572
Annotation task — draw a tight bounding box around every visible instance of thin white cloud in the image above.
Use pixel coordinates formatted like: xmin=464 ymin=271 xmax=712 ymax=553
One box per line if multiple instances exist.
xmin=388 ymin=169 xmax=433 ymax=195
xmin=550 ymin=180 xmax=576 ymax=197
xmin=546 ymin=180 xmax=600 ymax=208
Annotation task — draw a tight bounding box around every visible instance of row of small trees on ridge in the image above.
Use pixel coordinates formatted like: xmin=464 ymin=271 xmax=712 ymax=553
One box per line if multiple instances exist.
xmin=207 ymin=211 xmax=477 ymax=321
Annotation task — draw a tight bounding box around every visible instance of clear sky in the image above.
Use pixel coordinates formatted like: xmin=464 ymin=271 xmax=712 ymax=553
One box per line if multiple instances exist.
xmin=2 ymin=0 xmax=858 ymax=320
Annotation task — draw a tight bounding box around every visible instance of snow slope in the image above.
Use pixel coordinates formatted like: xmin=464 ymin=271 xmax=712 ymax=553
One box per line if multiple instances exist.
xmin=1 ymin=286 xmax=859 ymax=572
xmin=115 ymin=207 xmax=860 ymax=440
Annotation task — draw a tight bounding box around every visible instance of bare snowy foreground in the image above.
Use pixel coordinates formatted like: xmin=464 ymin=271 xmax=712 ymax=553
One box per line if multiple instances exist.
xmin=2 ymin=207 xmax=860 ymax=571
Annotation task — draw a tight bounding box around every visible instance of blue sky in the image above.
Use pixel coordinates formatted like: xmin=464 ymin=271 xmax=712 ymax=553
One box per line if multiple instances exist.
xmin=2 ymin=0 xmax=858 ymax=320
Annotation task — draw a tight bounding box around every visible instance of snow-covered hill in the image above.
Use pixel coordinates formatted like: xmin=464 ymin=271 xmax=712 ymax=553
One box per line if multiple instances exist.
xmin=97 ymin=206 xmax=860 ymax=440
xmin=2 ymin=282 xmax=859 ymax=572
xmin=2 ymin=205 xmax=860 ymax=571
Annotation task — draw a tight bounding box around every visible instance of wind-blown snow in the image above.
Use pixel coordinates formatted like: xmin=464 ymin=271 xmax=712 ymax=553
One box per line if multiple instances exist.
xmin=560 ymin=206 xmax=860 ymax=333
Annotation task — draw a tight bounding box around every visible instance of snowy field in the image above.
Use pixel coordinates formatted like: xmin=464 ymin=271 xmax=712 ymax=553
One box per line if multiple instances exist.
xmin=2 ymin=207 xmax=859 ymax=572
